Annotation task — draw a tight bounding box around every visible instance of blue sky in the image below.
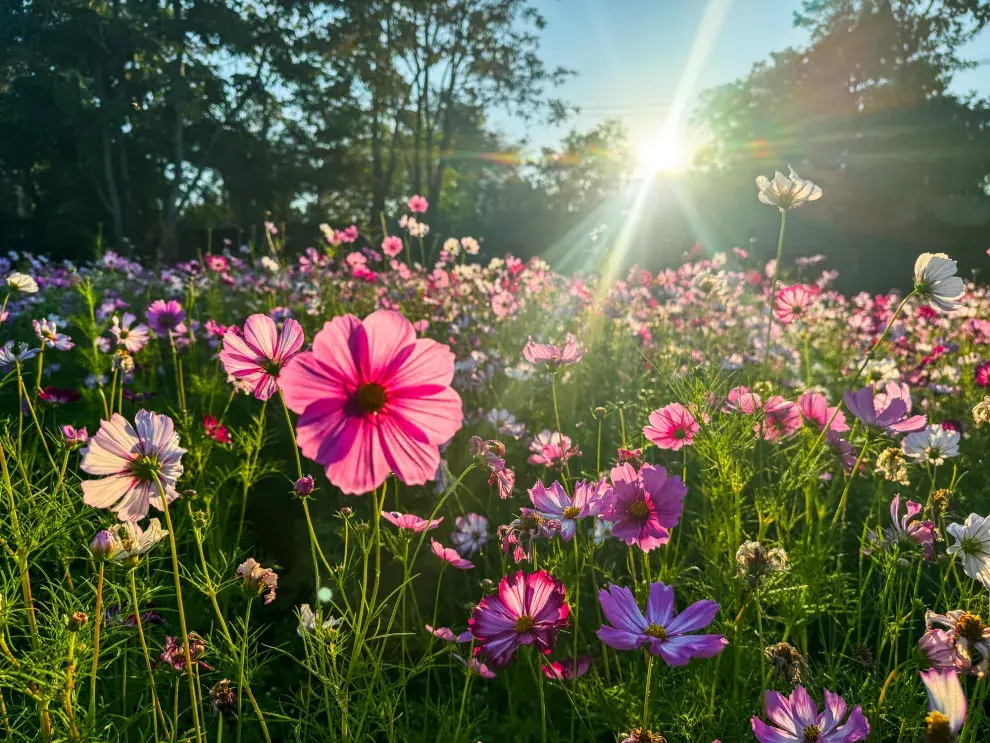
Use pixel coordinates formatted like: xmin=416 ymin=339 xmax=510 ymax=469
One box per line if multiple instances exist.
xmin=494 ymin=0 xmax=990 ymax=156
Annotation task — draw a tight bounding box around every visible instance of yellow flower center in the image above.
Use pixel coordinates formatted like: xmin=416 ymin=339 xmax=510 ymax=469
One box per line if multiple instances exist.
xmin=643 ymin=624 xmax=667 ymax=639
xmin=956 ymin=612 xmax=985 ymax=643
xmin=803 ymin=725 xmax=821 ymax=743
xmin=562 ymin=506 xmax=581 ymax=519
xmin=925 ymin=711 xmax=952 ymax=743
xmin=630 ymin=500 xmax=650 ymax=519
xmin=515 ymin=615 xmax=534 ymax=633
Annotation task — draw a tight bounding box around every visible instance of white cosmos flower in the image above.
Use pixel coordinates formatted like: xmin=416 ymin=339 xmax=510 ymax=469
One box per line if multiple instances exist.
xmin=946 ymin=513 xmax=990 ymax=589
xmin=920 ymin=668 xmax=966 ymax=735
xmin=6 ymin=271 xmax=39 ymax=293
xmin=108 ymin=519 xmax=168 ymax=563
xmin=297 ymin=604 xmax=339 ymax=636
xmin=901 ymin=424 xmax=960 ymax=466
xmin=755 ymin=166 xmax=823 ymax=211
xmin=914 ymin=253 xmax=965 ymax=312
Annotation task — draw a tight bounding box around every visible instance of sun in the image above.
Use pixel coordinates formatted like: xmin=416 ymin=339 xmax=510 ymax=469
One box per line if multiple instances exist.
xmin=635 ymin=131 xmax=694 ymax=177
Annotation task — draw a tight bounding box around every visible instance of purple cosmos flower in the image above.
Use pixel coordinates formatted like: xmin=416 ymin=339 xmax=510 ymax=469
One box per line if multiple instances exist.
xmin=469 ymin=570 xmax=569 ymax=668
xmin=527 ymin=479 xmax=607 ymax=540
xmin=596 ymin=581 xmax=727 ymax=665
xmin=431 ymin=539 xmax=474 ymax=569
xmin=146 ymin=299 xmax=187 ymax=337
xmin=751 ymin=685 xmax=869 ymax=743
xmin=868 ymin=495 xmax=936 ymax=560
xmin=598 ymin=462 xmax=685 ymax=553
xmin=522 ymin=336 xmax=586 ymax=371
xmin=61 ymin=425 xmax=89 ymax=448
xmin=451 ymin=513 xmax=488 ymax=556
xmin=844 ymin=385 xmax=926 ymax=434
xmin=382 ymin=511 xmax=442 ymax=532
xmin=80 ymin=410 xmax=186 ymax=522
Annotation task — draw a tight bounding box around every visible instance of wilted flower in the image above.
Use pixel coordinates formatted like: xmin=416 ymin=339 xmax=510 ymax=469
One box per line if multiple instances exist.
xmin=156 ymin=633 xmax=212 ymax=672
xmin=735 ymin=541 xmax=788 ymax=586
xmin=946 ymin=514 xmax=990 ymax=589
xmin=80 ymin=410 xmax=186 ymax=522
xmin=867 ymin=495 xmax=935 ymax=560
xmin=6 ymin=271 xmax=39 ymax=293
xmin=755 ymin=166 xmax=823 ymax=211
xmin=619 ymin=729 xmax=667 ymax=743
xmin=751 ymin=686 xmax=868 ymax=743
xmin=764 ymin=642 xmax=807 ymax=683
xmin=541 ymin=654 xmax=592 ymax=681
xmin=470 ymin=436 xmax=515 ymax=498
xmin=596 ymin=581 xmax=727 ymax=665
xmin=69 ymin=611 xmax=89 ymax=631
xmin=921 ymin=609 xmax=990 ymax=677
xmin=914 ymin=253 xmax=965 ymax=312
xmin=468 ymin=570 xmax=568 ymax=668
xmin=235 ymin=558 xmax=278 ymax=605
xmin=875 ymin=447 xmax=910 ymax=485
xmin=104 ymin=519 xmax=168 ymax=564
xmin=297 ymin=604 xmax=338 ymax=636
xmin=972 ymin=396 xmax=990 ymax=426
xmin=902 ymin=424 xmax=960 ymax=466
xmin=209 ymin=679 xmax=237 ymax=716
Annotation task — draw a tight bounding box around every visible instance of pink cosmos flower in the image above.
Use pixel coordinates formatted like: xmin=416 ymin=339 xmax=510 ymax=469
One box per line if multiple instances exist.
xmin=542 ymin=654 xmax=592 ymax=680
xmin=527 ymin=430 xmax=580 ymax=468
xmin=61 ymin=425 xmax=89 ymax=448
xmin=381 ymin=235 xmax=404 ymax=258
xmin=523 ymin=336 xmax=586 ymax=371
xmin=202 ymin=415 xmax=231 ymax=444
xmin=219 ymin=314 xmax=304 ymax=400
xmin=596 ymin=582 xmax=727 ymax=665
xmin=110 ymin=313 xmax=150 ymax=353
xmin=723 ymin=386 xmax=763 ymax=414
xmin=204 ymin=254 xmax=229 ymax=272
xmin=431 ymin=538 xmax=474 ymax=569
xmin=156 ymin=633 xmax=212 ymax=672
xmin=33 ymin=319 xmax=74 ymax=351
xmin=643 ymin=403 xmax=699 ymax=451
xmin=425 ymin=625 xmax=472 ymax=643
xmin=38 ymin=387 xmax=80 ymax=404
xmin=598 ymin=462 xmax=685 ymax=553
xmin=469 ymin=570 xmax=568 ymax=668
xmin=756 ymin=396 xmax=802 ymax=442
xmin=458 ymin=655 xmax=497 ymax=678
xmin=751 ymin=685 xmax=869 ymax=743
xmin=407 ymin=194 xmax=429 ymax=213
xmin=844 ymin=385 xmax=926 ymax=433
xmin=797 ymin=392 xmax=849 ymax=433
xmin=382 ymin=511 xmax=442 ymax=532
xmin=146 ymin=300 xmax=187 ymax=336
xmin=976 ymin=361 xmax=990 ymax=388
xmin=527 ymin=478 xmax=607 ymax=540
xmin=80 ymin=410 xmax=186 ymax=522
xmin=451 ymin=513 xmax=489 ymax=556
xmin=774 ymin=283 xmax=820 ymax=324
xmin=920 ymin=609 xmax=990 ymax=676
xmin=279 ymin=310 xmax=463 ymax=495
xmin=887 ymin=495 xmax=935 ymax=559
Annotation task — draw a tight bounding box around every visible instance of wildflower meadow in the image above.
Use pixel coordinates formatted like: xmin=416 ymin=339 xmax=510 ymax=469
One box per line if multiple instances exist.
xmin=2 ymin=176 xmax=990 ymax=743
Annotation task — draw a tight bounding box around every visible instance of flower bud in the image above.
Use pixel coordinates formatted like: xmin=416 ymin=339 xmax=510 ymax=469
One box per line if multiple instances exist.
xmin=339 ymin=507 xmax=353 ymax=518
xmin=69 ymin=611 xmax=89 ymax=631
xmin=355 ymin=522 xmax=369 ymax=533
xmin=294 ymin=475 xmax=315 ymax=497
xmin=90 ymin=530 xmax=118 ymax=560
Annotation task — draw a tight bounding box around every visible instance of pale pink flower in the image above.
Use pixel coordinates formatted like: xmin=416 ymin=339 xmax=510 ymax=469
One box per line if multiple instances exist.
xmin=407 ymin=194 xmax=429 ymax=213
xmin=382 ymin=511 xmax=442 ymax=532
xmin=431 ymin=538 xmax=474 ymax=569
xmin=381 ymin=236 xmax=404 ymax=258
xmin=527 ymin=430 xmax=580 ymax=468
xmin=219 ymin=314 xmax=304 ymax=400
xmin=643 ymin=403 xmax=699 ymax=451
xmin=80 ymin=410 xmax=186 ymax=522
xmin=774 ymin=284 xmax=819 ymax=324
xmin=110 ymin=313 xmax=151 ymax=353
xmin=523 ymin=336 xmax=586 ymax=371
xmin=797 ymin=392 xmax=849 ymax=433
xmin=279 ymin=310 xmax=463 ymax=495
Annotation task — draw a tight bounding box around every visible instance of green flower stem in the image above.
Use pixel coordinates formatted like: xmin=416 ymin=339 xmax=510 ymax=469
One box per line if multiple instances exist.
xmin=16 ymin=366 xmax=56 ymax=470
xmin=128 ymin=568 xmax=169 ymax=737
xmin=236 ymin=597 xmax=253 ymax=743
xmin=154 ymin=475 xmax=203 ymax=743
xmin=642 ymin=652 xmax=654 ymax=728
xmin=762 ymin=209 xmax=788 ymax=366
xmin=87 ymin=561 xmax=105 ymax=720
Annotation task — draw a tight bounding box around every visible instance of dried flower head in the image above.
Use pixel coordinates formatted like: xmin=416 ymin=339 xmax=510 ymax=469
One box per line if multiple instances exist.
xmin=69 ymin=611 xmax=89 ymax=631
xmin=209 ymin=679 xmax=237 ymax=716
xmin=930 ymin=489 xmax=952 ymax=517
xmin=735 ymin=541 xmax=788 ymax=586
xmin=765 ymin=642 xmax=807 ymax=684
xmin=973 ymin=396 xmax=990 ymax=426
xmin=620 ymin=729 xmax=667 ymax=743
xmin=875 ymin=448 xmax=910 ymax=486
xmin=235 ymin=558 xmax=278 ymax=605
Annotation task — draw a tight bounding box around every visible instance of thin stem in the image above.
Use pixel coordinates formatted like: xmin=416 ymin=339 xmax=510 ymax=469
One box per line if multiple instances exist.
xmin=129 ymin=569 xmax=169 ymax=737
xmin=236 ymin=598 xmax=253 ymax=743
xmin=642 ymin=652 xmax=654 ymax=728
xmin=154 ymin=476 xmax=203 ymax=743
xmin=762 ymin=209 xmax=788 ymax=366
xmin=87 ymin=562 xmax=105 ymax=720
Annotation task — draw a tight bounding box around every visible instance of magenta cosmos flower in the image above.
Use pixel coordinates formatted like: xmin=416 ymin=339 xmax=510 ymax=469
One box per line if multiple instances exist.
xmin=278 ymin=310 xmax=463 ymax=495
xmin=797 ymin=392 xmax=848 ymax=433
xmin=383 ymin=511 xmax=442 ymax=532
xmin=751 ymin=685 xmax=869 ymax=743
xmin=80 ymin=410 xmax=186 ymax=522
xmin=597 ymin=582 xmax=726 ymax=665
xmin=407 ymin=194 xmax=429 ymax=213
xmin=469 ymin=570 xmax=569 ymax=668
xmin=523 ymin=336 xmax=586 ymax=371
xmin=598 ymin=462 xmax=685 ymax=552
xmin=381 ymin=235 xmax=404 ymax=258
xmin=528 ymin=478 xmax=607 ymax=540
xmin=643 ymin=402 xmax=699 ymax=451
xmin=219 ymin=314 xmax=304 ymax=400
xmin=146 ymin=299 xmax=187 ymax=336
xmin=431 ymin=539 xmax=474 ymax=569
xmin=542 ymin=654 xmax=592 ymax=680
